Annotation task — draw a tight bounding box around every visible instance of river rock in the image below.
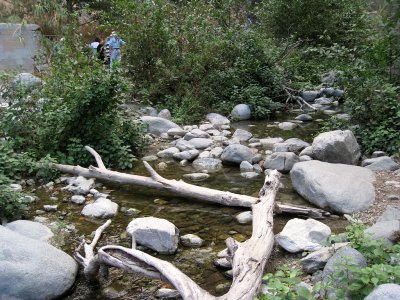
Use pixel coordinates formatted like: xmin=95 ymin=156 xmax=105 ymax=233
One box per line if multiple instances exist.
xmin=182 ymin=173 xmax=210 ymax=181
xmin=273 ymin=138 xmax=310 ymax=153
xmin=236 ymin=211 xmax=252 ymax=224
xmin=276 ymin=218 xmax=331 ymax=253
xmin=364 ymin=284 xmax=400 ymax=300
xmin=65 ymin=176 xmax=95 ymax=195
xmin=377 ymin=206 xmax=400 ymax=222
xmin=142 ymin=155 xmax=158 ymax=161
xmin=315 ymin=97 xmax=333 ymax=105
xmin=291 ymin=161 xmax=375 ymax=214
xmin=0 ymin=226 xmax=77 ymax=300
xmin=184 ymin=129 xmax=210 ymax=140
xmin=173 ymin=149 xmax=199 ymax=161
xmin=241 ymin=172 xmax=259 ymax=179
xmin=371 ymin=151 xmax=386 ymax=158
xmin=312 ymin=130 xmax=361 ymax=165
xmin=71 ymin=195 xmax=86 ymax=205
xmin=180 ymin=234 xmax=204 ymax=248
xmin=365 ymin=220 xmax=400 ymax=245
xmin=199 ymin=151 xmax=211 ymax=158
xmin=206 ymin=113 xmax=230 ymax=126
xmin=264 ymin=152 xmax=300 ymax=173
xmin=5 ymin=220 xmax=54 ymax=243
xmin=157 ymin=288 xmax=181 ymax=299
xmin=221 ymin=144 xmax=253 ymax=164
xmin=199 ymin=123 xmax=214 ymax=131
xmin=361 ymin=156 xmax=399 ymax=171
xmin=210 ymin=147 xmax=224 ymax=158
xmin=192 ymin=158 xmax=222 ymax=172
xmin=232 ymin=129 xmax=252 ymax=142
xmin=240 ymin=161 xmax=254 ymax=172
xmin=299 ymin=146 xmax=313 ymax=157
xmin=260 ymin=137 xmax=284 ymax=150
xmin=81 ymin=198 xmax=118 ymax=218
xmin=140 ymin=106 xmax=158 ymax=117
xmin=157 ymin=147 xmax=180 ymax=158
xmin=140 ymin=116 xmax=181 ymax=136
xmin=231 ymin=104 xmax=251 ymax=120
xmin=9 ymin=183 xmax=22 ymax=192
xmin=300 ymin=243 xmax=348 ymax=273
xmin=126 ymin=217 xmax=179 ymax=254
xmin=188 ymin=138 xmax=213 ymax=149
xmin=176 ymin=139 xmax=196 ymax=151
xmin=278 ymin=122 xmax=297 ymax=130
xmin=167 ymin=128 xmax=186 ymax=137
xmin=158 ymin=109 xmax=171 ymax=120
xmin=295 ymin=114 xmax=313 ymax=121
xmin=302 ymin=91 xmax=319 ymax=102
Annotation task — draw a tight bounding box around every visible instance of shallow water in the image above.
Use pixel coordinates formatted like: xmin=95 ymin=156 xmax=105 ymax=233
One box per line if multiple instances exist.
xmin=31 ymin=108 xmax=348 ymax=299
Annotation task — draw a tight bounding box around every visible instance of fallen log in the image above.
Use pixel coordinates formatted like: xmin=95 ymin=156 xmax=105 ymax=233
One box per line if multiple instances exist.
xmin=52 ymin=147 xmax=329 ymax=218
xmin=75 ymin=170 xmax=282 ymax=300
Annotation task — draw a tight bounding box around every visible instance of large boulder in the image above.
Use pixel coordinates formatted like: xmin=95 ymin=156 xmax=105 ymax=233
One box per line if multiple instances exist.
xmin=364 ymin=284 xmax=400 ymax=300
xmin=231 ymin=104 xmax=251 ymax=120
xmin=81 ymin=198 xmax=118 ymax=218
xmin=264 ymin=152 xmax=300 ymax=173
xmin=0 ymin=226 xmax=78 ymax=300
xmin=312 ymin=130 xmax=361 ymax=165
xmin=157 ymin=109 xmax=171 ymax=120
xmin=362 ymin=156 xmax=400 ymax=171
xmin=290 ymin=161 xmax=375 ymax=214
xmin=5 ymin=220 xmax=54 ymax=243
xmin=126 ymin=217 xmax=179 ymax=254
xmin=276 ymin=218 xmax=331 ymax=253
xmin=221 ymin=144 xmax=253 ymax=164
xmin=140 ymin=116 xmax=181 ymax=136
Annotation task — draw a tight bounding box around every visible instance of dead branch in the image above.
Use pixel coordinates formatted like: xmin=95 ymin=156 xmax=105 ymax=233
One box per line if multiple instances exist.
xmin=283 ymin=86 xmax=316 ymax=111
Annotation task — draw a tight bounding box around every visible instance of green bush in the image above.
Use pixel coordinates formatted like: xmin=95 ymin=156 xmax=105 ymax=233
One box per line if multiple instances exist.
xmin=0 ymin=186 xmax=24 ymax=220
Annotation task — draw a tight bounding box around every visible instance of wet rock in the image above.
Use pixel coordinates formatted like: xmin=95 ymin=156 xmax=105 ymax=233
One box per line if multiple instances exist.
xmin=71 ymin=195 xmax=86 ymax=205
xmin=127 ymin=217 xmax=179 ymax=254
xmin=0 ymin=226 xmax=77 ymax=300
xmin=231 ymin=104 xmax=251 ymax=120
xmin=278 ymin=122 xmax=297 ymax=130
xmin=81 ymin=198 xmax=118 ymax=218
xmin=140 ymin=116 xmax=181 ymax=136
xmin=240 ymin=161 xmax=253 ymax=172
xmin=291 ymin=161 xmax=375 ymax=214
xmin=5 ymin=220 xmax=54 ymax=243
xmin=157 ymin=147 xmax=180 ymax=158
xmin=121 ymin=207 xmax=141 ymax=216
xmin=206 ymin=113 xmax=230 ymax=126
xmin=276 ymin=218 xmax=331 ymax=253
xmin=221 ymin=144 xmax=253 ymax=164
xmin=236 ymin=211 xmax=252 ymax=224
xmin=295 ymin=114 xmax=313 ymax=122
xmin=364 ymin=284 xmax=400 ymax=300
xmin=157 ymin=288 xmax=181 ymax=299
xmin=232 ymin=129 xmax=252 ymax=142
xmin=182 ymin=173 xmax=210 ymax=181
xmin=264 ymin=152 xmax=300 ymax=173
xmin=302 ymin=91 xmax=319 ymax=102
xmin=173 ymin=149 xmax=199 ymax=161
xmin=214 ymin=257 xmax=232 ymax=269
xmin=44 ymin=205 xmax=58 ymax=212
xmin=192 ymin=158 xmax=222 ymax=173
xmin=312 ymin=130 xmax=360 ymax=165
xmin=180 ymin=234 xmax=204 ymax=248
xmin=362 ymin=156 xmax=399 ymax=171
xmin=241 ymin=172 xmax=259 ymax=179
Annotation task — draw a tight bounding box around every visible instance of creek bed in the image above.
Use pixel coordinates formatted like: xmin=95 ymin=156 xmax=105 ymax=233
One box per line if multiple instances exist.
xmin=29 ymin=109 xmax=349 ymax=299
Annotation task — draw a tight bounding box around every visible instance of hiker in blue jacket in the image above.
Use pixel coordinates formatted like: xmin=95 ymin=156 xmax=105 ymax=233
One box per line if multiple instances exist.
xmin=108 ymin=31 xmax=126 ymax=71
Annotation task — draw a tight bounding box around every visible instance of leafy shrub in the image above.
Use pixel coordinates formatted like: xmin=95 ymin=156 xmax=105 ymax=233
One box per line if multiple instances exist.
xmin=0 ymin=186 xmax=24 ymax=220
xmin=0 ymin=141 xmax=36 ymax=181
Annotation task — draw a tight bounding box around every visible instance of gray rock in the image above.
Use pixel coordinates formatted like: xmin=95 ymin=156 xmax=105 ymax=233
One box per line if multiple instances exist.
xmin=336 ymin=113 xmax=351 ymax=121
xmin=214 ymin=257 xmax=232 ymax=269
xmin=295 ymin=114 xmax=313 ymax=122
xmin=221 ymin=144 xmax=253 ymax=164
xmin=274 ymin=138 xmax=310 ymax=154
xmin=5 ymin=220 xmax=54 ymax=243
xmin=182 ymin=173 xmax=210 ymax=181
xmin=332 ymin=89 xmax=344 ymax=98
xmin=232 ymin=129 xmax=253 ymax=142
xmin=365 ymin=220 xmax=400 ymax=244
xmin=121 ymin=207 xmax=141 ymax=217
xmin=231 ymin=104 xmax=251 ymax=120
xmin=180 ymin=234 xmax=204 ymax=248
xmin=157 ymin=288 xmax=181 ymax=299
xmin=206 ymin=113 xmax=230 ymax=125
xmin=188 ymin=138 xmax=213 ymax=150
xmin=264 ymin=152 xmax=300 ymax=173
xmin=252 ymin=154 xmax=263 ymax=164
xmin=300 ymin=243 xmax=348 ymax=273
xmin=64 ymin=176 xmax=95 ymax=195
xmin=184 ymin=129 xmax=210 ymax=140
xmin=290 ymin=161 xmax=375 ymax=214
xmin=210 ymin=147 xmax=224 ymax=158
xmin=142 ymin=155 xmax=158 ymax=162
xmin=300 ymin=155 xmax=313 ymax=162
xmin=71 ymin=195 xmax=86 ymax=205
xmin=315 ymin=97 xmax=334 ymax=105
xmin=157 ymin=147 xmax=180 ymax=158
xmin=362 ymin=156 xmax=399 ymax=171
xmin=299 ymin=146 xmax=313 ymax=157
xmin=278 ymin=122 xmax=297 ymax=130
xmin=302 ymin=91 xmax=319 ymax=102
xmin=20 ymin=195 xmax=36 ymax=204
xmin=199 ymin=123 xmax=214 ymax=131
xmin=240 ymin=161 xmax=254 ymax=172
xmin=364 ymin=284 xmax=400 ymax=300
xmin=158 ymin=109 xmax=172 ymax=120
xmin=140 ymin=116 xmax=181 ymax=136
xmin=43 ymin=205 xmax=57 ymax=212
xmin=173 ymin=149 xmax=199 ymax=161
xmin=276 ymin=218 xmax=331 ymax=253
xmin=236 ymin=211 xmax=252 ymax=224
xmin=176 ymin=139 xmax=196 ymax=151
xmin=371 ymin=151 xmax=387 ymax=158
xmin=140 ymin=106 xmax=158 ymax=117
xmin=312 ymin=130 xmax=361 ymax=165
xmin=199 ymin=151 xmax=211 ymax=158
xmin=192 ymin=158 xmax=222 ymax=173
xmin=81 ymin=198 xmax=118 ymax=218
xmin=167 ymin=128 xmax=186 ymax=137
xmin=126 ymin=217 xmax=179 ymax=254
xmin=253 ymin=163 xmax=263 ymax=173
xmin=260 ymin=137 xmax=284 ymax=150
xmin=377 ymin=206 xmax=400 ymax=222
xmin=9 ymin=183 xmax=22 ymax=192
xmin=0 ymin=226 xmax=77 ymax=300
xmin=321 ymin=71 xmax=338 ymax=86
xmin=241 ymin=172 xmax=260 ymax=179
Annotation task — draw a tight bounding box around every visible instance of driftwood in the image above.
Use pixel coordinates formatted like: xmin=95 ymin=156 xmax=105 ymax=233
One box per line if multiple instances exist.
xmin=53 ymin=146 xmax=329 ymax=218
xmin=283 ymin=86 xmax=317 ymax=111
xmin=74 ymin=170 xmax=282 ymax=300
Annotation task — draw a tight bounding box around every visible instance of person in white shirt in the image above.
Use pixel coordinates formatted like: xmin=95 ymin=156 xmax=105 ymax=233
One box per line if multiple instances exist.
xmin=90 ymin=37 xmax=100 ymax=55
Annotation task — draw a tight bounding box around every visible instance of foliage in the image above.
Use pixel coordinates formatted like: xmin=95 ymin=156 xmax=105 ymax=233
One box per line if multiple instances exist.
xmin=0 ymin=186 xmax=24 ymax=220
xmin=257 ymin=265 xmax=324 ymax=300
xmin=257 ymin=0 xmax=368 ymax=46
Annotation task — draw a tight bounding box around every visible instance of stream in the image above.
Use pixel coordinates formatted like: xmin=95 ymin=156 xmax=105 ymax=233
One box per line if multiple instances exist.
xmin=28 ymin=109 xmax=349 ymax=299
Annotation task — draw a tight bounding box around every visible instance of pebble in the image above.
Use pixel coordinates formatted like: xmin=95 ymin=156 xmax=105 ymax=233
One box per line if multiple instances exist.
xmin=43 ymin=205 xmax=58 ymax=212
